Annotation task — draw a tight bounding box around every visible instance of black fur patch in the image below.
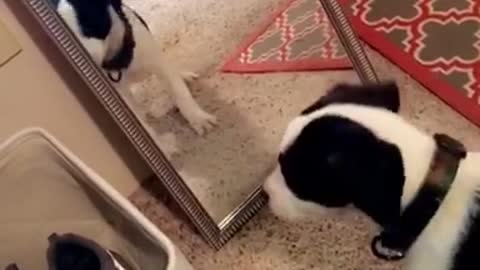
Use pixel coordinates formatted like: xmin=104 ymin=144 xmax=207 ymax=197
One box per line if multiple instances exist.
xmin=451 ymin=196 xmax=480 ymax=270
xmin=65 ymin=0 xmax=112 ymax=39
xmin=52 ymin=242 xmax=101 ymax=270
xmin=279 ymin=115 xmax=405 ymax=226
xmin=302 ymin=82 xmax=400 ymax=115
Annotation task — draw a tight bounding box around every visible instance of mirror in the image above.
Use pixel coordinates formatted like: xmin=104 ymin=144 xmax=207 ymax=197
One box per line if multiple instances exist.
xmin=22 ymin=0 xmax=370 ymax=248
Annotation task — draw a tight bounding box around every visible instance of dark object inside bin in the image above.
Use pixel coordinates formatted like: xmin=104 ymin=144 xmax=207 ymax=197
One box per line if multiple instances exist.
xmin=47 ymin=233 xmax=131 ymax=270
xmin=5 ymin=264 xmax=20 ymax=270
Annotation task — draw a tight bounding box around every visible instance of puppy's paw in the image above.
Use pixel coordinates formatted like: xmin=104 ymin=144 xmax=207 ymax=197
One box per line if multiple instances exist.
xmin=181 ymin=71 xmax=200 ymax=83
xmin=156 ymin=132 xmax=179 ymax=160
xmin=184 ymin=109 xmax=217 ymax=136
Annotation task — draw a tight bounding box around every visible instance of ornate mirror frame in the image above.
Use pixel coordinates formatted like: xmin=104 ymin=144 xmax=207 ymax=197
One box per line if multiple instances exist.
xmin=18 ymin=0 xmax=379 ymax=249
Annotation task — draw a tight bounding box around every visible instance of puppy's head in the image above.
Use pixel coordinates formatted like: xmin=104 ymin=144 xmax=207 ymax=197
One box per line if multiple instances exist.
xmin=264 ymin=82 xmax=422 ymax=227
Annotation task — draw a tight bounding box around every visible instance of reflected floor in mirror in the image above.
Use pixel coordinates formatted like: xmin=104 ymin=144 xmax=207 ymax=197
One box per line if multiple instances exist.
xmin=123 ymin=0 xmax=357 ymax=222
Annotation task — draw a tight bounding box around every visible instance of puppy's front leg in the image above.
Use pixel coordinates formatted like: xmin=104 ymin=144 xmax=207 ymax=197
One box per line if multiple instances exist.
xmin=152 ymin=58 xmax=217 ymax=135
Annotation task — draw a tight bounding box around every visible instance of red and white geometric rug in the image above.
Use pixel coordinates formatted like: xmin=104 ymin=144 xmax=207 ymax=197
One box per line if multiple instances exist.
xmin=341 ymin=0 xmax=480 ymax=126
xmin=222 ymin=0 xmax=352 ymax=73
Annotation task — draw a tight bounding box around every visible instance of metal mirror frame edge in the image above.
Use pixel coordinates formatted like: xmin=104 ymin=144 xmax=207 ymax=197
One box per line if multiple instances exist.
xmin=18 ymin=0 xmax=378 ymax=249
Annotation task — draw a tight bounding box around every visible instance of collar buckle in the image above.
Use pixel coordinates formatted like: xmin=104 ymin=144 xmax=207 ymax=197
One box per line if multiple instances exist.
xmin=371 ymin=235 xmax=405 ymax=261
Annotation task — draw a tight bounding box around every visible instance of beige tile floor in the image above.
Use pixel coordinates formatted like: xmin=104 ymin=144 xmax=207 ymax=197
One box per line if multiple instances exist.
xmin=126 ymin=0 xmax=480 ymax=269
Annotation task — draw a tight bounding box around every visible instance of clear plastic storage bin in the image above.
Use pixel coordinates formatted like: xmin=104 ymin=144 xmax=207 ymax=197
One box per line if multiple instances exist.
xmin=0 ymin=128 xmax=193 ymax=270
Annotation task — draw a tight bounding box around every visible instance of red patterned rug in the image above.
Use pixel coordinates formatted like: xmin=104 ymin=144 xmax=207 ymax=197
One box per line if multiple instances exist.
xmin=341 ymin=0 xmax=480 ymax=126
xmin=222 ymin=0 xmax=352 ymax=73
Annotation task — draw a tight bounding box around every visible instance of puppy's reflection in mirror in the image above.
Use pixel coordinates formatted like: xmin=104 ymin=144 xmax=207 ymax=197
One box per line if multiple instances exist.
xmin=52 ymin=0 xmax=217 ymax=135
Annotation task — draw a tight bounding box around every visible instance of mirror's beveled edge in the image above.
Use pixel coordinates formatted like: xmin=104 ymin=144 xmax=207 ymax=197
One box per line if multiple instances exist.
xmin=16 ymin=0 xmax=379 ymax=249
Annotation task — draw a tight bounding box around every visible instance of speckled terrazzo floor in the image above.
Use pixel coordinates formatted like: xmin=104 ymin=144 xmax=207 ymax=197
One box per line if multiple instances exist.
xmin=123 ymin=0 xmax=357 ymax=222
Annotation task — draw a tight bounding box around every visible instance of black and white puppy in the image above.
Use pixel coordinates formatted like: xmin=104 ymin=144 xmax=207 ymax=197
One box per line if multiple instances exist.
xmin=52 ymin=0 xmax=216 ymax=135
xmin=263 ymin=83 xmax=480 ymax=270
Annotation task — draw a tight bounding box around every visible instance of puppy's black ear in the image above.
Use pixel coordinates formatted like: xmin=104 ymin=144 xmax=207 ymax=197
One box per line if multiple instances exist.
xmin=302 ymin=81 xmax=400 ymax=114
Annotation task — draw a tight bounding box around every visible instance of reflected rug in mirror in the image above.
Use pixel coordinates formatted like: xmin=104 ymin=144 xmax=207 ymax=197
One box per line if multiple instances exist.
xmin=222 ymin=0 xmax=352 ymax=73
xmin=341 ymin=0 xmax=480 ymax=126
